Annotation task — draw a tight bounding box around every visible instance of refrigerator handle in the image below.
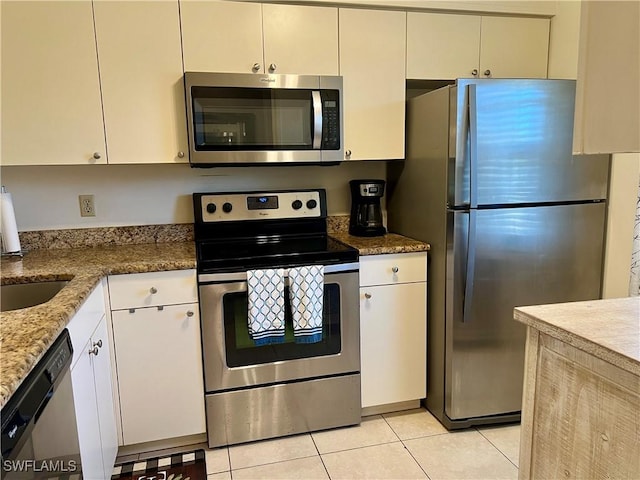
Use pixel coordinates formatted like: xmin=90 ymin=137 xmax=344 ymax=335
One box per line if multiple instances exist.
xmin=467 ymin=84 xmax=478 ymax=209
xmin=462 ymin=210 xmax=477 ymax=323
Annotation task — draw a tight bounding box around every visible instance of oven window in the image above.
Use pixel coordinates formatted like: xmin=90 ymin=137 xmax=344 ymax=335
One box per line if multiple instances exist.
xmin=223 ymin=283 xmax=341 ymax=367
xmin=192 ymin=87 xmax=314 ymax=150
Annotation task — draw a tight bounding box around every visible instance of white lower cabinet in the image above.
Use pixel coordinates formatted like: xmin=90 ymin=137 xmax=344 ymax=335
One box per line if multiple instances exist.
xmin=359 ymin=253 xmax=427 ymax=408
xmin=109 ymin=270 xmax=205 ymax=446
xmin=68 ymin=282 xmax=118 ymax=480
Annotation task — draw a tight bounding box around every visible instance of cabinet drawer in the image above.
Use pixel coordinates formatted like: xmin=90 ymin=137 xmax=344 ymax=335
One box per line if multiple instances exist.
xmin=108 ymin=270 xmax=197 ymax=310
xmin=360 ymin=252 xmax=427 ymax=287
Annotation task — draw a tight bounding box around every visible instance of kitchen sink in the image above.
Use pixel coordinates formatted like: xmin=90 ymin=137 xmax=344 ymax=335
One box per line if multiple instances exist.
xmin=0 ymin=280 xmax=70 ymax=312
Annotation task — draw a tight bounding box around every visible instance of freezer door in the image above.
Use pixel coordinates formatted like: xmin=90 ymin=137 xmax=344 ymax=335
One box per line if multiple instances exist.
xmin=445 ymin=203 xmax=606 ymax=420
xmin=451 ymin=79 xmax=609 ymax=207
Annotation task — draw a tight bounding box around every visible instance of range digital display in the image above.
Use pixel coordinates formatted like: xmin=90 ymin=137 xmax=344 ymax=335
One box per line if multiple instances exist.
xmin=247 ymin=195 xmax=279 ymax=210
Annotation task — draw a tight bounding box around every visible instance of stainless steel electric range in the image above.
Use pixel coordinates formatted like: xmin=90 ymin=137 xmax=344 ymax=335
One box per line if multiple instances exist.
xmin=193 ymin=189 xmax=361 ymax=448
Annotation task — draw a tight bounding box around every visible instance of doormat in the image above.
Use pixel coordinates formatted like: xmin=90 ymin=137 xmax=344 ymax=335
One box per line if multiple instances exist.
xmin=111 ymin=449 xmax=206 ymax=480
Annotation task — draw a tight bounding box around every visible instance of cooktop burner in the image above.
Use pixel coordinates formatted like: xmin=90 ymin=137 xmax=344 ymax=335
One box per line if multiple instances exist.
xmin=193 ymin=189 xmax=358 ymax=272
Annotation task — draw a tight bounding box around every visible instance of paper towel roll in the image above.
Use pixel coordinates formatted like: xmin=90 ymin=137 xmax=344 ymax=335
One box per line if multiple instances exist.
xmin=1 ymin=190 xmax=22 ymax=253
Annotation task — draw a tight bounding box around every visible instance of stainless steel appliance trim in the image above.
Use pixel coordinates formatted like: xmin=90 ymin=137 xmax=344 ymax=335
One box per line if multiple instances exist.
xmin=199 ymin=270 xmax=360 ymax=392
xmin=205 ymin=374 xmax=361 ymax=447
xmin=312 ymin=90 xmax=322 ymax=149
xmin=462 ymin=209 xmax=477 ymax=324
xmin=198 ymin=262 xmax=359 ymax=283
xmin=185 ymin=72 xmax=322 ymax=90
xmin=467 ymin=84 xmax=478 ymax=209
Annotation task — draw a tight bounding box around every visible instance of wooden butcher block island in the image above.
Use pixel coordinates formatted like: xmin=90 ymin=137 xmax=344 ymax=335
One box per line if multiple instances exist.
xmin=514 ymin=297 xmax=639 ymax=480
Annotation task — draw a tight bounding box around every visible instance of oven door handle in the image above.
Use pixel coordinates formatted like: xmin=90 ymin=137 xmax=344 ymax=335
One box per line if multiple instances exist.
xmin=198 ymin=261 xmax=359 ymax=284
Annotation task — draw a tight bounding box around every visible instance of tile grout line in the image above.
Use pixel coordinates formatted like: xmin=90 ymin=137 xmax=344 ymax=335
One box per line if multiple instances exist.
xmin=381 ymin=413 xmax=433 ymax=480
xmin=310 ymin=432 xmax=332 ymax=479
xmin=475 ymin=427 xmax=520 ymax=470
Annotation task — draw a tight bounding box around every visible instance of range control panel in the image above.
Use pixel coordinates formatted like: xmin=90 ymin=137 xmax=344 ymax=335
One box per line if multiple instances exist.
xmin=198 ymin=191 xmax=323 ymax=222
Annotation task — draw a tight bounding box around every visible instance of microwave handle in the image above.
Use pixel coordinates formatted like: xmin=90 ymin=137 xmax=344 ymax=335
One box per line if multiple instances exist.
xmin=312 ymin=91 xmax=322 ymax=149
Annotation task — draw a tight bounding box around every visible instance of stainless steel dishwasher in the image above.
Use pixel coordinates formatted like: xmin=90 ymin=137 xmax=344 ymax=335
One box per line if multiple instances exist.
xmin=1 ymin=329 xmax=82 ymax=479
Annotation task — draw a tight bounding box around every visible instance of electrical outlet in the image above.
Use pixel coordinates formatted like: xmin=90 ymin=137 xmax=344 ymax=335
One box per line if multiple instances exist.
xmin=79 ymin=195 xmax=96 ymax=217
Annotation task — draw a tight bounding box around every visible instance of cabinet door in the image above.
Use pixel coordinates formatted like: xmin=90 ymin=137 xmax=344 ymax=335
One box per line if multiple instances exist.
xmin=71 ymin=337 xmax=105 ymax=480
xmin=112 ymin=303 xmax=206 ymax=445
xmin=93 ymin=1 xmax=187 ymax=164
xmin=1 ymin=1 xmax=106 ymax=165
xmin=480 ymin=16 xmax=549 ymax=79
xmin=407 ymin=12 xmax=481 ymax=79
xmin=92 ymin=317 xmax=118 ymax=479
xmin=339 ymin=9 xmax=406 ymax=160
xmin=262 ymin=4 xmax=338 ymax=75
xmin=360 ymin=282 xmax=427 ymax=408
xmin=181 ymin=0 xmax=264 ymax=73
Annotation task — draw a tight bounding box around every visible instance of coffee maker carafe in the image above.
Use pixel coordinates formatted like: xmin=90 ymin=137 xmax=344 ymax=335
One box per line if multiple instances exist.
xmin=349 ymin=180 xmax=386 ymax=237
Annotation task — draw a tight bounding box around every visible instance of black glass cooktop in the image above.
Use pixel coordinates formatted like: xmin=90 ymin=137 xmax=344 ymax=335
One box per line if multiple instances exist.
xmin=196 ymin=235 xmax=358 ymax=273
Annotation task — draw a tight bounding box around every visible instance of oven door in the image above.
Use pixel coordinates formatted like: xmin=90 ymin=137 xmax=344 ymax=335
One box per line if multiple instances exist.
xmin=198 ymin=263 xmax=359 ymax=392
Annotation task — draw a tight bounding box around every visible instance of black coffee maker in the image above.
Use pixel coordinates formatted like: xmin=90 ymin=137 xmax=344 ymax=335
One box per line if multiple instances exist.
xmin=349 ymin=179 xmax=386 ymax=237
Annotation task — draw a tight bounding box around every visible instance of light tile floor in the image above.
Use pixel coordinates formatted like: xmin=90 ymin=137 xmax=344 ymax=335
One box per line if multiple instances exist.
xmin=124 ymin=408 xmax=521 ymax=480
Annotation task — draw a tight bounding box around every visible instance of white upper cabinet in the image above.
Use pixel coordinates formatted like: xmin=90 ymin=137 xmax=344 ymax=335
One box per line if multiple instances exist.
xmin=181 ymin=1 xmax=264 ymax=73
xmin=479 ymin=16 xmax=549 ymax=79
xmin=339 ymin=8 xmax=406 ymax=160
xmin=1 ymin=1 xmax=106 ymax=166
xmin=407 ymin=12 xmax=549 ymax=79
xmin=262 ymin=4 xmax=338 ymax=75
xmin=407 ymin=12 xmax=481 ymax=79
xmin=573 ymin=1 xmax=639 ymax=154
xmin=181 ymin=1 xmax=338 ymax=75
xmin=93 ymin=1 xmax=187 ymax=164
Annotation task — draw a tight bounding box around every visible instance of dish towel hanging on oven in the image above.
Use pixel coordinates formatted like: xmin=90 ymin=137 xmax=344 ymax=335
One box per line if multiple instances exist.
xmin=247 ymin=268 xmax=286 ymax=345
xmin=288 ymin=265 xmax=324 ymax=344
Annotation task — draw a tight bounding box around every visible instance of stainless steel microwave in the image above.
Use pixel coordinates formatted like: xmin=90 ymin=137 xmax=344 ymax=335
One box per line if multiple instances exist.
xmin=184 ymin=72 xmax=343 ymax=167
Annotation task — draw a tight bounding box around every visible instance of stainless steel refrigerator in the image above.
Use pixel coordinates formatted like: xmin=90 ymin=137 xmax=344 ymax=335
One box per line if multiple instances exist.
xmin=387 ymin=79 xmax=610 ymax=429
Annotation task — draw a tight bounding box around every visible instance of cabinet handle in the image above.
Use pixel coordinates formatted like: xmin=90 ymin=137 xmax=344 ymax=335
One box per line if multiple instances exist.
xmin=483 ymin=69 xmax=491 ymax=77
xmin=252 ymin=63 xmax=261 ymax=72
xmin=269 ymin=63 xmax=277 ymax=72
xmin=186 ymin=310 xmax=195 ymax=317
xmin=150 ymin=287 xmax=158 ymax=294
xmin=392 ymin=266 xmax=399 ymax=273
xmin=88 ymin=346 xmax=99 ymax=356
xmin=92 ymin=152 xmax=101 ymax=160
xmin=93 ymin=339 xmax=103 ymax=349
xmin=345 ymin=149 xmax=352 ymax=158
xmin=364 ymin=292 xmax=372 ymax=299
xmin=177 ymin=151 xmax=185 ymax=158
xmin=471 ymin=69 xmax=478 ymax=76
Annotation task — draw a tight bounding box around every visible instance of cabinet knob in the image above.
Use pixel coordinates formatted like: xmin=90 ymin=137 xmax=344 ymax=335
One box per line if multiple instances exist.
xmin=471 ymin=69 xmax=478 ymax=76
xmin=345 ymin=149 xmax=352 ymax=158
xmin=177 ymin=151 xmax=185 ymax=158
xmin=364 ymin=292 xmax=372 ymax=299
xmin=483 ymin=69 xmax=491 ymax=77
xmin=150 ymin=287 xmax=158 ymax=294
xmin=93 ymin=339 xmax=103 ymax=349
xmin=186 ymin=310 xmax=195 ymax=317
xmin=252 ymin=63 xmax=261 ymax=73
xmin=88 ymin=346 xmax=99 ymax=356
xmin=269 ymin=63 xmax=277 ymax=72
xmin=92 ymin=152 xmax=101 ymax=160
xmin=392 ymin=266 xmax=399 ymax=273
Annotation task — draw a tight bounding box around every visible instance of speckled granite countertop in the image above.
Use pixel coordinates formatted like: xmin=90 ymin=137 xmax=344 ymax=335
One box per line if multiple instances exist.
xmin=331 ymin=231 xmax=429 ymax=256
xmin=514 ymin=297 xmax=640 ymax=376
xmin=0 ymin=242 xmax=195 ymax=409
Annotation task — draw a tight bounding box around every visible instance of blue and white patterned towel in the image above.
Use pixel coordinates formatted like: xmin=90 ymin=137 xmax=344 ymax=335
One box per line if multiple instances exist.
xmin=289 ymin=265 xmax=324 ymax=344
xmin=247 ymin=268 xmax=286 ymax=345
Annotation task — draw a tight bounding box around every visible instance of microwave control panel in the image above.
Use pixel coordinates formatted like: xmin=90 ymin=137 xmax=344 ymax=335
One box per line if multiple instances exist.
xmin=321 ymin=90 xmax=340 ymax=150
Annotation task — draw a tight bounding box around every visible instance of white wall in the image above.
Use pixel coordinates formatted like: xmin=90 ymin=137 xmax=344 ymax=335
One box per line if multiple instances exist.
xmin=602 ymin=153 xmax=640 ymax=298
xmin=0 ymin=162 xmax=386 ymax=230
